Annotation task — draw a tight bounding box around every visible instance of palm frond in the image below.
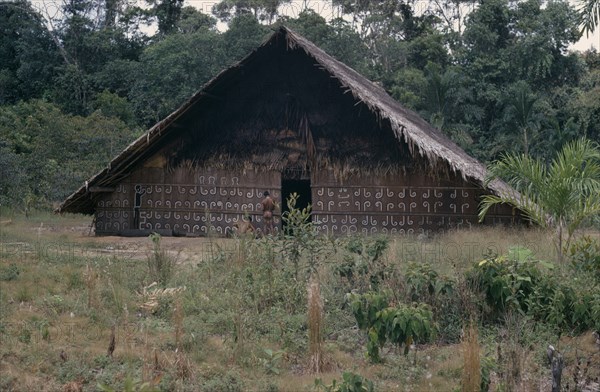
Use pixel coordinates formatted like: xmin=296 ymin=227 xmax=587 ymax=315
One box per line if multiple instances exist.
xmin=566 ymin=197 xmax=600 ymax=237
xmin=578 ymin=0 xmax=600 ymax=37
xmin=478 ymin=192 xmax=546 ymax=227
xmin=481 ymin=137 xmax=600 ymax=261
xmin=486 ymin=153 xmax=546 ymax=197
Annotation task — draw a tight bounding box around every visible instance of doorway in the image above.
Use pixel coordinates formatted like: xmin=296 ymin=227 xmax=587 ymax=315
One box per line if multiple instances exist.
xmin=281 ymin=179 xmax=312 ymax=223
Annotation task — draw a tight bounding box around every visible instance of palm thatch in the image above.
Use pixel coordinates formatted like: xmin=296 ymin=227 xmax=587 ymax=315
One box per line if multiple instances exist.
xmin=57 ymin=26 xmax=513 ymax=215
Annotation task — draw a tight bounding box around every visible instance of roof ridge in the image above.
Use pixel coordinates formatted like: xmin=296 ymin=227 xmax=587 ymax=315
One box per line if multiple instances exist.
xmin=57 ymin=27 xmax=515 ymax=214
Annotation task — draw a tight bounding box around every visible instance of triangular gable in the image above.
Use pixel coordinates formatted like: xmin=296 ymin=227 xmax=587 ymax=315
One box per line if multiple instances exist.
xmin=58 ymin=26 xmax=514 ymax=214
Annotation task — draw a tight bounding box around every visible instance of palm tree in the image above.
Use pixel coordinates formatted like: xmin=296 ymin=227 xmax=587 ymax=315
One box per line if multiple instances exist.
xmin=579 ymin=0 xmax=600 ymax=36
xmin=479 ymin=138 xmax=600 ymax=261
xmin=503 ymin=82 xmax=540 ymax=156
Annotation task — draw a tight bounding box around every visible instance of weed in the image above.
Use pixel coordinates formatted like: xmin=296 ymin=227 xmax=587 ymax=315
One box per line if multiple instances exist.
xmin=84 ymin=264 xmax=98 ymax=309
xmin=568 ymin=235 xmax=600 ymax=283
xmin=336 ymin=236 xmax=390 ymax=292
xmin=315 ymin=371 xmax=375 ymax=392
xmin=18 ymin=326 xmax=31 ymax=344
xmin=66 ymin=268 xmax=84 ymax=291
xmin=147 ymin=233 xmax=175 ymax=286
xmin=348 ymin=291 xmax=435 ymax=362
xmin=0 ymin=263 xmax=20 ymax=281
xmin=308 ymin=275 xmax=324 ymax=373
xmin=231 ymin=307 xmax=247 ymax=365
xmin=33 ymin=318 xmax=51 ymax=342
xmin=202 ymin=370 xmax=245 ymax=392
xmin=98 ymin=375 xmax=160 ymax=392
xmin=496 ymin=313 xmax=530 ymax=392
xmin=261 ymin=348 xmax=284 ymax=375
xmin=404 ymin=262 xmax=455 ymax=301
xmin=107 ymin=324 xmax=116 ymax=358
xmin=461 ymin=321 xmax=480 ymax=392
xmin=16 ymin=284 xmax=32 ymax=302
xmin=173 ymin=351 xmax=192 ymax=380
xmin=173 ymin=297 xmax=184 ymax=351
xmin=0 ymin=374 xmax=17 ymax=391
xmin=281 ymin=192 xmax=320 ymax=278
xmin=479 ymin=354 xmax=495 ymax=392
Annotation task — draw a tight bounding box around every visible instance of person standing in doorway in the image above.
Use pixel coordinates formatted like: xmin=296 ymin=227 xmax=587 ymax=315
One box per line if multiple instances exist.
xmin=261 ymin=191 xmax=277 ymax=235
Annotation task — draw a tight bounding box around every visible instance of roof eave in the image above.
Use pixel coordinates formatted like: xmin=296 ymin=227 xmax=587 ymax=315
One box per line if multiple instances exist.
xmin=57 ymin=26 xmax=518 ymax=215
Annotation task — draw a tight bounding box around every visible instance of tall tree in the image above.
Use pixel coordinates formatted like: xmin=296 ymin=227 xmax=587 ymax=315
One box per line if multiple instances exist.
xmin=501 ymin=81 xmax=541 ymax=155
xmin=572 ymin=50 xmax=600 ymax=142
xmin=146 ymin=0 xmax=185 ymax=35
xmin=130 ymin=11 xmax=225 ymax=126
xmin=332 ymin=0 xmax=438 ymax=75
xmin=0 ymin=0 xmax=61 ymax=104
xmin=40 ymin=0 xmax=146 ymax=114
xmin=455 ymin=0 xmax=583 ymax=160
xmin=288 ymin=10 xmax=370 ymax=75
xmin=0 ymin=100 xmax=137 ymax=207
xmin=212 ymin=0 xmax=290 ymax=24
xmin=221 ymin=14 xmax=271 ymax=62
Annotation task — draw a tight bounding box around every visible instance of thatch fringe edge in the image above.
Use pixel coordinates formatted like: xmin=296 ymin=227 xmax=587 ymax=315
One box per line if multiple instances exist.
xmin=57 ymin=26 xmax=516 ymax=214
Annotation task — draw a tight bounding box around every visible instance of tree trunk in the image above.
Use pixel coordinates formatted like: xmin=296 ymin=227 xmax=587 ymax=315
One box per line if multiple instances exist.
xmin=557 ymin=223 xmax=563 ymax=263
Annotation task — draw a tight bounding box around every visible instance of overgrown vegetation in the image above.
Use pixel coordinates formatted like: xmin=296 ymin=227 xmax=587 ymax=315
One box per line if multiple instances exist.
xmin=479 ymin=138 xmax=600 ymax=260
xmin=1 ymin=211 xmax=598 ymax=390
xmin=147 ymin=233 xmax=176 ymax=286
xmin=468 ymin=246 xmax=600 ymax=333
xmin=348 ymin=292 xmax=436 ymax=362
xmin=315 ymin=371 xmax=375 ymax=392
xmin=2 ymin=0 xmax=600 ymax=213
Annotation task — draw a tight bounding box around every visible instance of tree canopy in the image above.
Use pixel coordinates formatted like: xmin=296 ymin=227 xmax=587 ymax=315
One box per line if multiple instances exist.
xmin=1 ymin=0 xmax=598 ymax=214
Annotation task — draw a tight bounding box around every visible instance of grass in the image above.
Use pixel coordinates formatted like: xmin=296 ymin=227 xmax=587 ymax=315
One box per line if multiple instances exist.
xmin=0 ymin=212 xmax=598 ymax=391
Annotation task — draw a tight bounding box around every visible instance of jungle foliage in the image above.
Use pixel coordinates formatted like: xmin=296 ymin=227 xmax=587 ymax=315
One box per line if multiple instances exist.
xmin=1 ymin=0 xmax=600 ymax=210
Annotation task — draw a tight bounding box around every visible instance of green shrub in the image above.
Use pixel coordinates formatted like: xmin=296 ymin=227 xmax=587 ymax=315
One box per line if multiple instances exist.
xmin=202 ymin=370 xmax=245 ymax=392
xmin=260 ymin=348 xmax=284 ymax=375
xmin=280 ymin=192 xmax=331 ymax=277
xmin=147 ymin=233 xmax=175 ymax=286
xmin=335 ymin=237 xmax=390 ymax=291
xmin=404 ymin=262 xmax=455 ymax=301
xmin=526 ymin=279 xmax=599 ymax=333
xmin=467 ymin=247 xmax=551 ymax=316
xmin=469 ymin=246 xmax=600 ymax=333
xmin=568 ymin=236 xmax=600 ymax=283
xmin=0 ymin=263 xmax=20 ymax=281
xmin=525 ymin=275 xmax=572 ymax=331
xmin=315 ymin=371 xmax=375 ymax=392
xmin=348 ymin=292 xmax=435 ymax=362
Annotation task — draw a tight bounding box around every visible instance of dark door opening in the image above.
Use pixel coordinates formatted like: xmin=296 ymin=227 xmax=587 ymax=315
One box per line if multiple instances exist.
xmin=281 ymin=179 xmax=312 ymax=224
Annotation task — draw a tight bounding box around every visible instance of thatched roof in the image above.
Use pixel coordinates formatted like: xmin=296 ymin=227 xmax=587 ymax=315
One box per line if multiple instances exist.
xmin=57 ymin=26 xmax=513 ymax=215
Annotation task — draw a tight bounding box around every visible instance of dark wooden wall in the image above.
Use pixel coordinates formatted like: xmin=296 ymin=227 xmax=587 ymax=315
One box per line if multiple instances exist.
xmin=92 ymin=42 xmax=517 ymax=237
xmin=94 ymin=164 xmax=516 ymax=236
xmin=311 ymin=168 xmax=517 ymax=236
xmin=95 ymin=165 xmax=280 ymax=236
